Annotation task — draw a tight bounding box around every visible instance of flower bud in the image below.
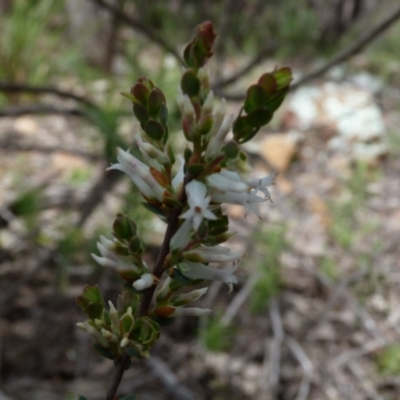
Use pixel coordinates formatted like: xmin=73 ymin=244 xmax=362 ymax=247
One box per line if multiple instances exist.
xmin=132 ymin=273 xmax=155 ymax=291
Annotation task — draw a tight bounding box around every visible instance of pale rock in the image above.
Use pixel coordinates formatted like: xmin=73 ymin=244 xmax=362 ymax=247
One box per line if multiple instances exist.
xmin=284 ymin=81 xmax=387 ymax=162
xmin=13 ymin=116 xmax=40 ymax=136
xmin=258 ymin=133 xmax=297 ymax=172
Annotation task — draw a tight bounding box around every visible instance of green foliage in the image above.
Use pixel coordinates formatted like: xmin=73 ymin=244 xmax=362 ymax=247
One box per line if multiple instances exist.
xmin=201 ymin=315 xmax=235 ymax=352
xmin=320 ymin=256 xmax=339 ymax=281
xmin=376 ymin=345 xmax=400 ymax=376
xmin=250 ymin=226 xmax=287 ymax=313
xmin=9 ymin=188 xmax=42 ymax=217
xmin=68 ymin=168 xmax=93 ymax=186
xmin=0 ymin=0 xmax=61 ymax=87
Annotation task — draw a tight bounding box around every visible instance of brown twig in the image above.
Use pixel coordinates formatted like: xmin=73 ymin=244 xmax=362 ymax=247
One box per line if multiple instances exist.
xmin=292 ymin=3 xmax=400 ymax=89
xmin=91 ymin=0 xmax=184 ymax=65
xmin=0 ymin=81 xmax=96 ymax=108
xmin=105 ymin=176 xmax=189 ymax=400
xmin=216 ymin=4 xmax=400 ymax=101
xmin=0 ymin=104 xmax=87 ymax=118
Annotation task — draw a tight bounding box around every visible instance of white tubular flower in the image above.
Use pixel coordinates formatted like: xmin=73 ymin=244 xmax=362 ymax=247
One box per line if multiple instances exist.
xmin=80 ymin=322 xmax=108 ymax=346
xmin=248 ymin=174 xmax=275 ymax=200
xmin=178 ymin=261 xmax=239 ymax=290
xmin=172 ymin=307 xmax=212 ymax=317
xmin=91 ymin=253 xmax=140 ymax=272
xmin=107 ymin=148 xmax=165 ymax=202
xmin=211 ymin=190 xmax=265 ymax=217
xmin=132 ymin=273 xmax=154 ymax=290
xmin=205 ymin=113 xmax=234 ymax=160
xmin=185 ymin=245 xmax=243 ymax=263
xmin=207 ymin=171 xmax=248 ymax=193
xmin=172 ymin=155 xmax=185 ymax=192
xmin=136 ymin=133 xmax=169 ymax=169
xmin=91 ymin=239 xmax=141 ymax=273
xmin=208 ymin=170 xmax=274 ymax=197
xmin=99 ymin=235 xmax=115 ymax=249
xmin=205 ymin=97 xmax=226 ymax=140
xmin=180 ymin=180 xmax=217 ymax=230
xmin=170 ymin=218 xmax=193 ymax=251
xmin=202 ymin=90 xmax=214 ymax=114
xmin=171 ymin=287 xmax=208 ymax=306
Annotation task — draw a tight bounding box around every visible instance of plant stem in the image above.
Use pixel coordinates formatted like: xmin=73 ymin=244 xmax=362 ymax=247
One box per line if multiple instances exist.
xmin=105 ymin=180 xmax=188 ymax=400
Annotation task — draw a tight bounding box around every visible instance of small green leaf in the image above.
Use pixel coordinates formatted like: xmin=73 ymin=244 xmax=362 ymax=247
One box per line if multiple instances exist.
xmin=130 ymin=317 xmax=160 ymax=346
xmin=141 ymin=202 xmax=165 ymax=217
xmin=133 ymin=103 xmax=149 ymax=125
xmin=183 ymin=21 xmax=217 ymax=69
xmin=232 ymin=116 xmax=253 ymax=142
xmin=197 ymin=220 xmax=208 ymax=239
xmin=129 ymin=237 xmax=143 ymax=255
xmin=224 ymin=140 xmax=240 ymax=159
xmin=162 ymin=195 xmax=183 ymax=208
xmin=166 ymin=143 xmax=175 ymax=164
xmin=245 ymin=108 xmax=273 ymax=128
xmin=76 ymin=295 xmax=90 ymax=312
xmin=78 ymin=395 xmax=87 ymax=400
xmin=138 ymin=76 xmax=155 ymax=91
xmin=82 ymin=285 xmax=102 ymax=303
xmin=198 ymin=116 xmax=213 ymax=135
xmin=121 ymin=312 xmax=134 ymax=334
xmin=273 ymin=67 xmax=293 ymax=90
xmin=181 ymin=69 xmax=200 ymax=97
xmin=244 ymin=85 xmax=268 ymax=113
xmin=102 ymin=309 xmax=111 ymax=326
xmin=265 ymin=89 xmax=289 ymax=113
xmin=148 ymin=88 xmax=165 ymax=118
xmin=158 ymin=103 xmax=168 ymax=126
xmin=131 ymin=83 xmax=149 ymax=106
xmin=187 ymin=163 xmax=204 ymax=176
xmin=87 ymin=302 xmax=103 ymax=319
xmin=171 ymin=268 xmax=193 ymax=285
xmin=144 ymin=119 xmax=165 ymax=141
xmin=92 ymin=343 xmax=115 ymax=360
xmin=126 ymin=345 xmax=141 ymax=358
xmin=113 ymin=214 xmax=137 ymax=242
xmin=121 ymin=92 xmax=136 ymax=102
xmin=258 ymin=73 xmax=276 ymax=95
xmin=184 ymin=147 xmax=192 ymax=163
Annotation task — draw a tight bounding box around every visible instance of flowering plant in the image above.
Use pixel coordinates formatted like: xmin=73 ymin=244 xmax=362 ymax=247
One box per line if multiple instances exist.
xmin=77 ymin=21 xmax=292 ymax=400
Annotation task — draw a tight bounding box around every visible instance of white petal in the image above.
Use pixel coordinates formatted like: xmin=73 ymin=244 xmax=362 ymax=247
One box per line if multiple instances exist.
xmin=132 ymin=273 xmax=154 ymax=290
xmin=186 ymin=180 xmax=207 ymax=202
xmin=170 ymin=218 xmax=193 ymax=250
xmin=172 ymin=155 xmax=185 ymax=191
xmin=179 ymin=262 xmax=238 ymax=285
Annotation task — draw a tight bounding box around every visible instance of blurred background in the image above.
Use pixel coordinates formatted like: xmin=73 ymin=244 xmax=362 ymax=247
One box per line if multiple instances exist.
xmin=1 ymin=0 xmax=400 ymax=399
